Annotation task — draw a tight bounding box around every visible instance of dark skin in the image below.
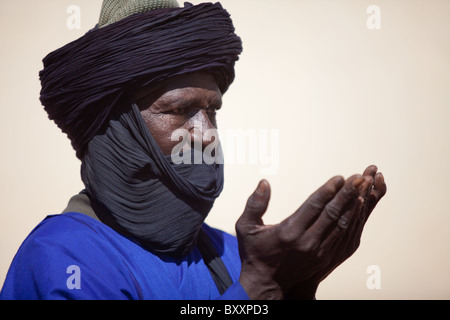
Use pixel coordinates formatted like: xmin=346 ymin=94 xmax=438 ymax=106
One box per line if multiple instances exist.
xmin=136 ymin=73 xmax=222 ymax=154
xmin=135 ymin=72 xmax=388 ymax=300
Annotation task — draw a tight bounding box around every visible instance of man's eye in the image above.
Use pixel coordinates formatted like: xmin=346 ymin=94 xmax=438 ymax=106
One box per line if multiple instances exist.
xmin=171 ymin=107 xmax=187 ymax=115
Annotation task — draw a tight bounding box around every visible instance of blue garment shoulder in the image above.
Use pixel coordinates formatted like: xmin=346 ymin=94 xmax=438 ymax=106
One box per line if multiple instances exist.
xmin=0 ymin=212 xmax=248 ymax=300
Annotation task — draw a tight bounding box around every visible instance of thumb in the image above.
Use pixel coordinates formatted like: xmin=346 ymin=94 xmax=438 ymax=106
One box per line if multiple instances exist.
xmin=238 ymin=180 xmax=271 ymax=228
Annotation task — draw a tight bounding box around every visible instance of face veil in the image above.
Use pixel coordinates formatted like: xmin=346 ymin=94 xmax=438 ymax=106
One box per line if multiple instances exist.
xmin=81 ymin=100 xmax=225 ymax=256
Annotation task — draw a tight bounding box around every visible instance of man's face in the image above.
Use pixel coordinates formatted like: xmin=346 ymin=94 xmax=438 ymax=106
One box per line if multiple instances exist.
xmin=135 ymin=73 xmax=222 ymax=155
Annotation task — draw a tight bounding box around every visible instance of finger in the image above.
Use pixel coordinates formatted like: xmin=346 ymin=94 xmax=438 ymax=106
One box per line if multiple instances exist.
xmin=319 ymin=196 xmax=364 ymax=256
xmin=237 ymin=180 xmax=271 ymax=229
xmin=306 ymin=174 xmax=365 ymax=239
xmin=344 ymin=175 xmax=382 ymax=253
xmin=360 ymin=175 xmax=374 ymax=213
xmin=281 ymin=176 xmax=345 ymax=233
xmin=363 ymin=165 xmax=378 ymax=178
xmin=362 ymin=166 xmax=376 ymax=200
xmin=324 ymin=175 xmax=381 ymax=261
xmin=365 ymin=172 xmax=387 ymax=216
xmin=352 ymin=178 xmax=376 ymax=239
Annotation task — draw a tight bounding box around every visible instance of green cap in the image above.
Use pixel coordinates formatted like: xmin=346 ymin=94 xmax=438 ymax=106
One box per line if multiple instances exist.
xmin=98 ymin=0 xmax=180 ymax=28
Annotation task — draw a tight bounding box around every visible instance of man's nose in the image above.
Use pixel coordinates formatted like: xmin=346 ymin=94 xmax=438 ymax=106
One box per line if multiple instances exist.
xmin=188 ymin=110 xmax=215 ymax=150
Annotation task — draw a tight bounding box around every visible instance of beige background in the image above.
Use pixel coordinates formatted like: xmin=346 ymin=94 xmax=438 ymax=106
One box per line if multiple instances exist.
xmin=1 ymin=0 xmax=449 ymax=299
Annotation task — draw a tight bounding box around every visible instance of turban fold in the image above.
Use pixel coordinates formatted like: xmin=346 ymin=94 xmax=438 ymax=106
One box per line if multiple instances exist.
xmin=39 ymin=2 xmax=243 ymax=159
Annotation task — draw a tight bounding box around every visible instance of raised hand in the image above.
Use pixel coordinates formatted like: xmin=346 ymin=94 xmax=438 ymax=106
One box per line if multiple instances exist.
xmin=236 ymin=166 xmax=387 ymax=300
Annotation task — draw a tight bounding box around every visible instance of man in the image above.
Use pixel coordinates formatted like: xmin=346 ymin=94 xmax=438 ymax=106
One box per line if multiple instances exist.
xmin=1 ymin=0 xmax=386 ymax=300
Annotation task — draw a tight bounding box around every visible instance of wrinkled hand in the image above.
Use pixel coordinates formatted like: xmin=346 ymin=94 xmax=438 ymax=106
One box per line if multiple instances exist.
xmin=236 ymin=165 xmax=387 ymax=300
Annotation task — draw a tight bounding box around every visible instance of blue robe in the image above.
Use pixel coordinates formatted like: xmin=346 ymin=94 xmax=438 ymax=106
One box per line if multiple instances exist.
xmin=0 ymin=212 xmax=248 ymax=300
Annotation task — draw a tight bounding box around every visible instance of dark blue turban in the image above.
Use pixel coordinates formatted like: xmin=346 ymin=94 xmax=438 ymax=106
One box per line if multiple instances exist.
xmin=39 ymin=2 xmax=242 ymax=159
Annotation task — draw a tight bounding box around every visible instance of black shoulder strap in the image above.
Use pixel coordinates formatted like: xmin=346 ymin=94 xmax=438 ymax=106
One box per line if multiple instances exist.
xmin=196 ymin=228 xmax=233 ymax=295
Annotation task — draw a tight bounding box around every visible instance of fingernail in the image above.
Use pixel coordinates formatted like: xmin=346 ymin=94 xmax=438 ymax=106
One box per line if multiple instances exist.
xmin=378 ymin=172 xmax=385 ymax=183
xmin=256 ymin=180 xmax=267 ymax=195
xmin=352 ymin=177 xmax=365 ymax=190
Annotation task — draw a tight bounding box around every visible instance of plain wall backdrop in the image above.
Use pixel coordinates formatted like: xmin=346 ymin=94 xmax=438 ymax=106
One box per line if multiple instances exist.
xmin=1 ymin=0 xmax=449 ymax=299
